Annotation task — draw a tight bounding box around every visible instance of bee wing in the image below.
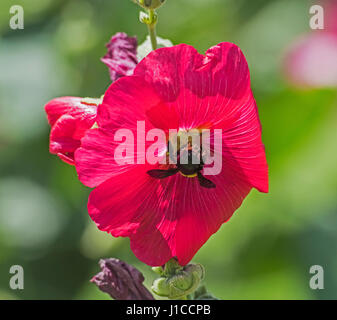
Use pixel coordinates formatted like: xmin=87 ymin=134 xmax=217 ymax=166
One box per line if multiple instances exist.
xmin=197 ymin=172 xmax=216 ymax=189
xmin=167 ymin=140 xmax=178 ymax=163
xmin=147 ymin=169 xmax=179 ymax=179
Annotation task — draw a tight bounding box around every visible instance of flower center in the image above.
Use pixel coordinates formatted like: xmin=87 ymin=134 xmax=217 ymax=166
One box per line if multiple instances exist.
xmin=167 ymin=129 xmax=204 ymax=178
xmin=146 ymin=129 xmax=216 ymax=188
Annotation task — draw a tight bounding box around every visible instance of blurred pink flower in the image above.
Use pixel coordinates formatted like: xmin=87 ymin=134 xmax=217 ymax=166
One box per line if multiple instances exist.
xmin=285 ymin=33 xmax=337 ymax=88
xmin=325 ymin=0 xmax=337 ymax=34
xmin=284 ymin=0 xmax=337 ymax=88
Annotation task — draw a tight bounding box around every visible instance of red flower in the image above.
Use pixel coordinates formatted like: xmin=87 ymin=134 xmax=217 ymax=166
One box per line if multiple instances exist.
xmin=75 ymin=43 xmax=268 ymax=266
xmin=45 ymin=97 xmax=98 ymax=165
xmin=101 ymin=32 xmax=138 ymax=82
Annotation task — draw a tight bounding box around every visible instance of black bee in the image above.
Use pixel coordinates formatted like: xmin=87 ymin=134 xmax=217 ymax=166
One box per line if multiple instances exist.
xmin=146 ymin=141 xmax=216 ymax=189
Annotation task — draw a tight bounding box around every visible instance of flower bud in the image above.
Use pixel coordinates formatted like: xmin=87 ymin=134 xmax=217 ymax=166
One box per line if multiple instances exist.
xmin=134 ymin=0 xmax=166 ymax=10
xmin=139 ymin=11 xmax=158 ymax=25
xmin=101 ymin=33 xmax=138 ymax=82
xmin=152 ymin=277 xmax=171 ymax=296
xmin=192 ymin=284 xmax=219 ymax=300
xmin=91 ymin=258 xmax=154 ymax=300
xmin=151 ymin=261 xmax=205 ymax=299
xmin=152 ymin=266 xmax=164 ymax=276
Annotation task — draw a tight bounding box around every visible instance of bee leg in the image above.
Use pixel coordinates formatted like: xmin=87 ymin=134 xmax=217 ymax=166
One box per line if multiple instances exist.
xmin=197 ymin=172 xmax=216 ymax=189
xmin=147 ymin=169 xmax=179 ymax=179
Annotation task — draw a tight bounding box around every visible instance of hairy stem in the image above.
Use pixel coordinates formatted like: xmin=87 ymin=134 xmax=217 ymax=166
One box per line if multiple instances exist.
xmin=147 ymin=9 xmax=157 ymax=50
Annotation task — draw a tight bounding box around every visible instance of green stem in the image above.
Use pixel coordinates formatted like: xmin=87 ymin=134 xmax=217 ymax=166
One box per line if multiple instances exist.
xmin=147 ymin=9 xmax=157 ymax=50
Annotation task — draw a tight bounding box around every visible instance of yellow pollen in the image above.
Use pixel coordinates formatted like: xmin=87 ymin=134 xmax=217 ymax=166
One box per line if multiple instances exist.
xmin=179 ymin=172 xmax=198 ymax=178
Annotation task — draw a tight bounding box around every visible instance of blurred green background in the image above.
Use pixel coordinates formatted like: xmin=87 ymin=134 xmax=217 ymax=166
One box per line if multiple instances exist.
xmin=0 ymin=0 xmax=336 ymax=300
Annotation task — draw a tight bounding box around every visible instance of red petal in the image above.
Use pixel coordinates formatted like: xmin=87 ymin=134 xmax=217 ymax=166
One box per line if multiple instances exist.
xmin=129 ymin=163 xmax=252 ymax=266
xmin=135 ymin=43 xmax=251 ymax=128
xmin=45 ymin=97 xmax=96 ymax=127
xmin=87 ymin=166 xmax=161 ymax=238
xmin=45 ymin=97 xmax=97 ymax=165
xmin=100 ymin=75 xmax=178 ymax=130
xmin=75 ymin=128 xmax=130 ymax=187
xmin=76 ymin=76 xmax=173 ymax=188
xmin=134 ymin=44 xmax=194 ymax=102
xmin=50 ymin=114 xmax=96 ymax=165
xmin=135 ymin=42 xmax=268 ymax=192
